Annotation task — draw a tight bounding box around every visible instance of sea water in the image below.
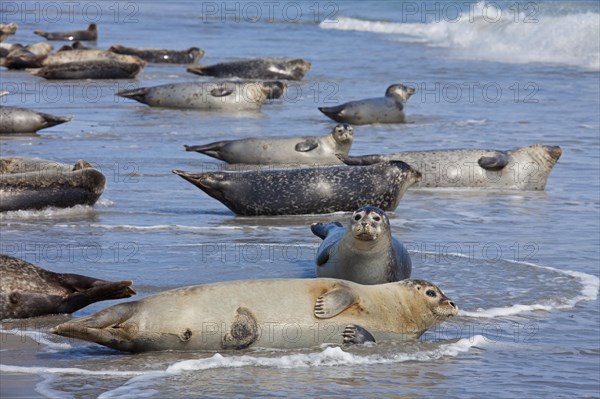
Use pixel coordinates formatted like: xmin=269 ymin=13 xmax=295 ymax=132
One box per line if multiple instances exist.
xmin=0 ymin=1 xmax=599 ymax=397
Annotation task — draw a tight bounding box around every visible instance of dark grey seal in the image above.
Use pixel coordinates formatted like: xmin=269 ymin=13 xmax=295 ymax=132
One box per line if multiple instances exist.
xmin=187 ymin=57 xmax=311 ymax=81
xmin=0 ymin=254 xmax=135 ymax=320
xmin=0 ymin=157 xmax=105 ymax=212
xmin=172 ymin=161 xmax=421 ymax=216
xmin=34 ymin=23 xmax=98 ymax=41
xmin=339 ymin=144 xmax=562 ymax=190
xmin=319 ymin=84 xmax=415 ymax=125
xmin=109 ymin=44 xmax=205 ymax=64
xmin=31 ymin=59 xmax=143 ymax=79
xmin=312 ymin=205 xmax=412 ymax=284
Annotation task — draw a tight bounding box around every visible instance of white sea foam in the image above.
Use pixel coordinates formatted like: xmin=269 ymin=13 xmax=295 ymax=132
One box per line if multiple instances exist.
xmin=320 ymin=2 xmax=600 ymax=70
xmin=0 ymin=205 xmax=96 ymax=220
xmin=0 ymin=364 xmax=145 ymax=376
xmin=88 ymin=224 xmax=294 ymax=232
xmin=166 ymin=336 xmax=485 ymax=372
xmin=443 ymin=254 xmax=600 ymax=318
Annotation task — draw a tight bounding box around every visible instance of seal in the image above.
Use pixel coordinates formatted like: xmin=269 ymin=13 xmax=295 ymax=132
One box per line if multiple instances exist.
xmin=34 ymin=23 xmax=98 ymax=41
xmin=0 ymin=254 xmax=135 ymax=320
xmin=0 ymin=157 xmax=106 ymax=212
xmin=3 ymin=42 xmax=53 ymax=69
xmin=172 ymin=161 xmax=421 ymax=215
xmin=187 ymin=57 xmax=312 ymax=80
xmin=50 ymin=277 xmax=457 ymax=352
xmin=42 ymin=49 xmax=145 ymax=66
xmin=118 ymin=81 xmax=268 ymax=111
xmin=0 ymin=106 xmax=72 ymax=134
xmin=108 ymin=44 xmax=205 ymax=64
xmin=338 ymin=144 xmax=563 ymax=190
xmin=312 ymin=205 xmax=412 ymax=284
xmin=0 ymin=23 xmax=18 ymax=41
xmin=184 ymin=124 xmax=353 ymax=165
xmin=319 ymin=84 xmax=415 ymax=125
xmin=30 ymin=59 xmax=143 ymax=80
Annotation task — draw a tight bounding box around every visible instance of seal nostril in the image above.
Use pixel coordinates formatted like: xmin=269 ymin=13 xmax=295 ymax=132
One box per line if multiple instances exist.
xmin=449 ymin=301 xmax=456 ymax=308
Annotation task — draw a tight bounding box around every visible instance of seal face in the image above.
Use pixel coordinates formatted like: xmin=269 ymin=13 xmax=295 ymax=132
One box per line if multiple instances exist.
xmin=0 ymin=157 xmax=105 ymax=211
xmin=187 ymin=57 xmax=311 ymax=81
xmin=118 ymin=81 xmax=267 ymax=111
xmin=34 ymin=23 xmax=98 ymax=41
xmin=312 ymin=205 xmax=412 ymax=284
xmin=172 ymin=161 xmax=421 ymax=215
xmin=184 ymin=123 xmax=353 ymax=165
xmin=50 ymin=278 xmax=457 ymax=352
xmin=338 ymin=144 xmax=562 ymax=190
xmin=0 ymin=255 xmax=135 ymax=320
xmin=319 ymin=83 xmax=415 ymax=125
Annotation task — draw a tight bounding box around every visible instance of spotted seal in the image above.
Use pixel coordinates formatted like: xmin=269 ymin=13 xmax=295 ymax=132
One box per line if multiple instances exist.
xmin=339 ymin=144 xmax=563 ymax=190
xmin=0 ymin=106 xmax=72 ymax=134
xmin=172 ymin=161 xmax=421 ymax=215
xmin=109 ymin=44 xmax=205 ymax=64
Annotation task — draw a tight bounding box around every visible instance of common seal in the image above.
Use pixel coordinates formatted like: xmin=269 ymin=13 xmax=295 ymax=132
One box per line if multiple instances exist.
xmin=312 ymin=205 xmax=412 ymax=284
xmin=172 ymin=161 xmax=421 ymax=215
xmin=339 ymin=144 xmax=563 ymax=190
xmin=108 ymin=44 xmax=204 ymax=64
xmin=3 ymin=42 xmax=53 ymax=69
xmin=184 ymin=124 xmax=353 ymax=165
xmin=118 ymin=81 xmax=268 ymax=111
xmin=0 ymin=157 xmax=105 ymax=212
xmin=319 ymin=84 xmax=415 ymax=125
xmin=0 ymin=106 xmax=72 ymax=134
xmin=50 ymin=278 xmax=457 ymax=352
xmin=187 ymin=57 xmax=312 ymax=81
xmin=34 ymin=23 xmax=98 ymax=41
xmin=42 ymin=49 xmax=145 ymax=66
xmin=0 ymin=23 xmax=17 ymax=41
xmin=30 ymin=60 xmax=143 ymax=79
xmin=0 ymin=254 xmax=135 ymax=320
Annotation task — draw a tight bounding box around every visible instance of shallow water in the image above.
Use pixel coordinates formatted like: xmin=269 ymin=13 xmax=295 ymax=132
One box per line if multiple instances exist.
xmin=1 ymin=1 xmax=599 ymax=398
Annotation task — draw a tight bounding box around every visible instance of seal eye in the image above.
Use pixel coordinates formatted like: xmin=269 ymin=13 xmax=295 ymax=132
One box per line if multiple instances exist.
xmin=426 ymin=290 xmax=437 ymax=298
xmin=372 ymin=216 xmax=381 ymax=222
xmin=354 ymin=214 xmax=361 ymax=221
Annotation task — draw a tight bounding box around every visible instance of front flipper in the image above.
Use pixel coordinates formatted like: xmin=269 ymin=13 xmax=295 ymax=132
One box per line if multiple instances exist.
xmin=343 ymin=324 xmax=376 ymax=345
xmin=210 ymin=87 xmax=234 ymax=97
xmin=295 ymin=139 xmax=319 ymax=152
xmin=314 ymin=287 xmax=357 ymax=319
xmin=478 ymin=152 xmax=509 ymax=171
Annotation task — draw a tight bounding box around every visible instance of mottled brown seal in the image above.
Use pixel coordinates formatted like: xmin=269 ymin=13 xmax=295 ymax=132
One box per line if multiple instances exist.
xmin=1 ymin=254 xmax=135 ymax=320
xmin=50 ymin=278 xmax=457 ymax=352
xmin=312 ymin=205 xmax=412 ymax=284
xmin=0 ymin=157 xmax=105 ymax=211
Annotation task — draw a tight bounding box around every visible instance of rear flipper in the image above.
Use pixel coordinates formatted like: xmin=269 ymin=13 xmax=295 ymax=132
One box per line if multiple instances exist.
xmin=183 ymin=140 xmax=231 ymax=159
xmin=117 ymin=87 xmax=150 ymax=103
xmin=337 ymin=153 xmax=388 ymax=166
xmin=57 ymin=280 xmax=135 ymax=314
xmin=39 ymin=113 xmax=72 ymax=128
xmin=343 ymin=324 xmax=376 ymax=345
xmin=318 ymin=105 xmax=346 ymax=122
